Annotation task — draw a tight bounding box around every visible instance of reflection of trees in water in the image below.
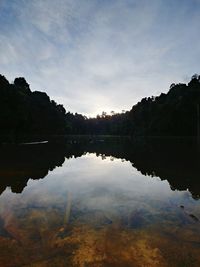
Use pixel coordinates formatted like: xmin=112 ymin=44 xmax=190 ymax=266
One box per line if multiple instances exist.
xmin=82 ymin=138 xmax=200 ymax=199
xmin=0 ymin=143 xmax=66 ymax=194
xmin=0 ymin=138 xmax=199 ymax=198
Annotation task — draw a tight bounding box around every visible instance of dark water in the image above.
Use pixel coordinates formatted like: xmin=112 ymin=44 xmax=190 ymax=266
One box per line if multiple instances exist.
xmin=0 ymin=137 xmax=200 ymax=267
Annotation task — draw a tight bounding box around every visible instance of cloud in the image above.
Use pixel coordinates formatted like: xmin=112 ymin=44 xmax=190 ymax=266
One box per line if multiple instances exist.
xmin=0 ymin=0 xmax=200 ymax=115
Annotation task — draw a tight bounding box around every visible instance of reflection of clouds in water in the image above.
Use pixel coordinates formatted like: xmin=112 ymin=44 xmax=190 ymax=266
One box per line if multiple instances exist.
xmin=0 ymin=154 xmax=198 ymax=221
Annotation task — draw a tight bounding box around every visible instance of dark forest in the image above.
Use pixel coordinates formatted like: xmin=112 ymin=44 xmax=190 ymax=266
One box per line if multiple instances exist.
xmin=1 ymin=74 xmax=200 ymax=143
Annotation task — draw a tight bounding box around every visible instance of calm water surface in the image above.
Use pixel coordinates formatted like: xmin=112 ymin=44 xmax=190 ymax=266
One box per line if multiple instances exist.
xmin=0 ymin=138 xmax=200 ymax=267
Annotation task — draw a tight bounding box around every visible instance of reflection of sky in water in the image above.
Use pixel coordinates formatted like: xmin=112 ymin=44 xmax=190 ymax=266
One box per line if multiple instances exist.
xmin=1 ymin=153 xmax=200 ymax=267
xmin=1 ymin=153 xmax=199 ymax=227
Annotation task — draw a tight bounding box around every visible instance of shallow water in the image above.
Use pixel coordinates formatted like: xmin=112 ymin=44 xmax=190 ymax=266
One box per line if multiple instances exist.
xmin=0 ymin=139 xmax=200 ymax=266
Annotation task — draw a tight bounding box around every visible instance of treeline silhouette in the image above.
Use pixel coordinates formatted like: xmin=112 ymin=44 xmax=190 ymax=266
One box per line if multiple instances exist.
xmin=128 ymin=75 xmax=200 ymax=136
xmin=1 ymin=73 xmax=200 ymax=141
xmin=65 ymin=74 xmax=200 ymax=136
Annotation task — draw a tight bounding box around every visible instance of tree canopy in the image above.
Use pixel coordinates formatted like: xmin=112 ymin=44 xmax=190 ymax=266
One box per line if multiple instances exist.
xmin=0 ymin=75 xmax=68 ymax=142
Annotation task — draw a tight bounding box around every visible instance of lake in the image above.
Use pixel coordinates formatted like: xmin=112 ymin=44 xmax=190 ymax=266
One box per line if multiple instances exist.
xmin=0 ymin=137 xmax=200 ymax=267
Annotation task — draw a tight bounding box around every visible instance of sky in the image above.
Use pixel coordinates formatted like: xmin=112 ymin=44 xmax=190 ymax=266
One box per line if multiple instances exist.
xmin=0 ymin=0 xmax=200 ymax=116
